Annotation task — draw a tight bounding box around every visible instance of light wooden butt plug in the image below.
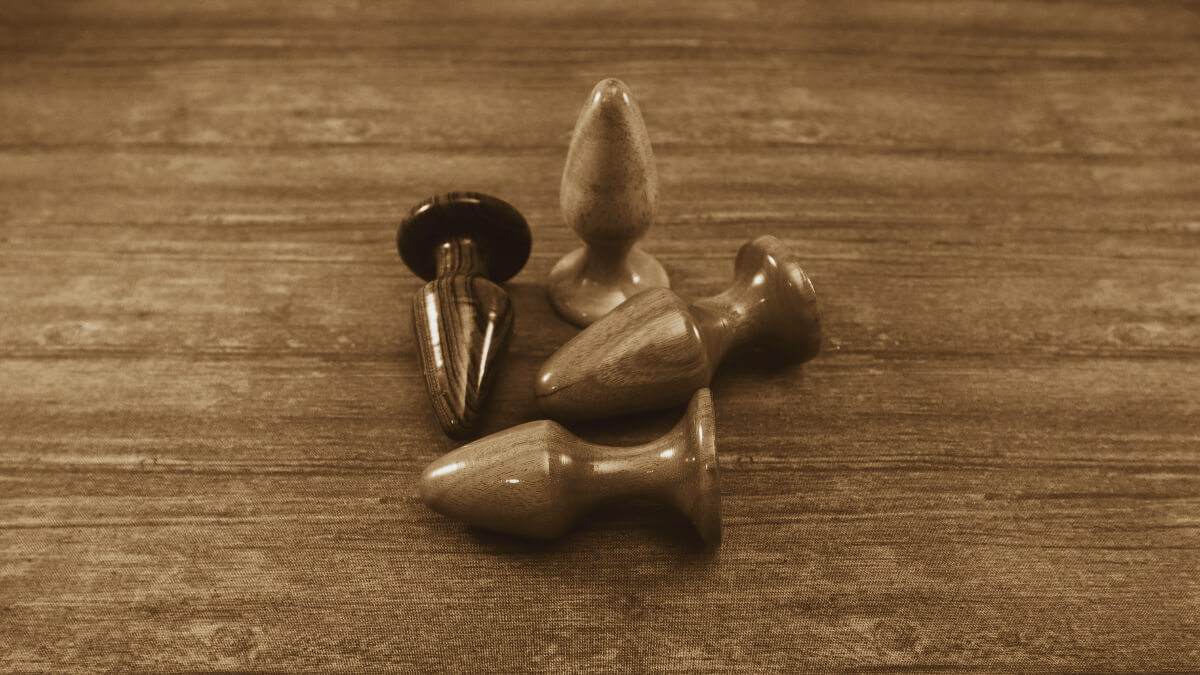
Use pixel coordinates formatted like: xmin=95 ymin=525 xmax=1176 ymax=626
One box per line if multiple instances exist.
xmin=419 ymin=388 xmax=721 ymax=546
xmin=537 ymin=235 xmax=822 ymax=420
xmin=398 ymin=192 xmax=532 ymax=439
xmin=547 ymin=78 xmax=669 ymax=326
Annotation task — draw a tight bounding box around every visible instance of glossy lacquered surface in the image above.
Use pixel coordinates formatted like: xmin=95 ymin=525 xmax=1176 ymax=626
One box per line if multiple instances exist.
xmin=548 ymin=78 xmax=669 ymax=326
xmin=399 ymin=193 xmax=531 ymax=438
xmin=420 ymin=388 xmax=721 ymax=545
xmin=537 ymin=235 xmax=822 ymax=419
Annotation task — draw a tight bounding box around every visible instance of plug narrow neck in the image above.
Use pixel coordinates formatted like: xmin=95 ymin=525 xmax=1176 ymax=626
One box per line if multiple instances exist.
xmin=690 ymin=282 xmax=759 ymax=369
xmin=435 ymin=237 xmax=489 ymax=278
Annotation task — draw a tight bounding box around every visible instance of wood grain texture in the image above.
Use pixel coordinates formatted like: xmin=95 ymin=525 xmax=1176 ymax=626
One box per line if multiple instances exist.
xmin=409 ymin=241 xmax=513 ymax=440
xmin=1 ymin=0 xmax=1198 ymax=671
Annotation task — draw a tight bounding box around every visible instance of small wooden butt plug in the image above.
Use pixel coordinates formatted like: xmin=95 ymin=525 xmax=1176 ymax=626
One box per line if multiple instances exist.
xmin=419 ymin=388 xmax=721 ymax=546
xmin=547 ymin=78 xmax=669 ymax=327
xmin=537 ymin=235 xmax=822 ymax=420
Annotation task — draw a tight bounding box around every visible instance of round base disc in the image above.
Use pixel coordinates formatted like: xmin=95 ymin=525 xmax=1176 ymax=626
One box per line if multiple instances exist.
xmin=683 ymin=388 xmax=721 ymax=547
xmin=397 ymin=192 xmax=532 ymax=283
xmin=546 ymin=244 xmax=669 ymax=326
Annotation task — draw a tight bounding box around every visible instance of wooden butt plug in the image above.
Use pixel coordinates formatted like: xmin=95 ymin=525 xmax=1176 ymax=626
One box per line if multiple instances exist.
xmin=419 ymin=388 xmax=721 ymax=546
xmin=547 ymin=78 xmax=669 ymax=326
xmin=398 ymin=192 xmax=532 ymax=439
xmin=536 ymin=235 xmax=822 ymax=420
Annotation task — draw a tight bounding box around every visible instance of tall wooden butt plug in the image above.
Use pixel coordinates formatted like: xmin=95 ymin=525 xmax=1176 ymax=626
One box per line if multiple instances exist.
xmin=537 ymin=235 xmax=822 ymax=420
xmin=398 ymin=192 xmax=532 ymax=439
xmin=419 ymin=388 xmax=721 ymax=546
xmin=547 ymin=78 xmax=669 ymax=326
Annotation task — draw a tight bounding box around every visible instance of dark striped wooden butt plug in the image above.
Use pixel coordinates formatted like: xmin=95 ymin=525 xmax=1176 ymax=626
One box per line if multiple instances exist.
xmin=419 ymin=388 xmax=721 ymax=546
xmin=398 ymin=192 xmax=532 ymax=439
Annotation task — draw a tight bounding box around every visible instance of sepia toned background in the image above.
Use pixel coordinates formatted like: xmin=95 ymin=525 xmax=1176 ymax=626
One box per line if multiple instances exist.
xmin=2 ymin=1 xmax=1198 ymax=671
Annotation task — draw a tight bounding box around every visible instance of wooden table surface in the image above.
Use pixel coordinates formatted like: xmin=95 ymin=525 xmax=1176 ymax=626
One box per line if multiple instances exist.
xmin=3 ymin=1 xmax=1198 ymax=671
